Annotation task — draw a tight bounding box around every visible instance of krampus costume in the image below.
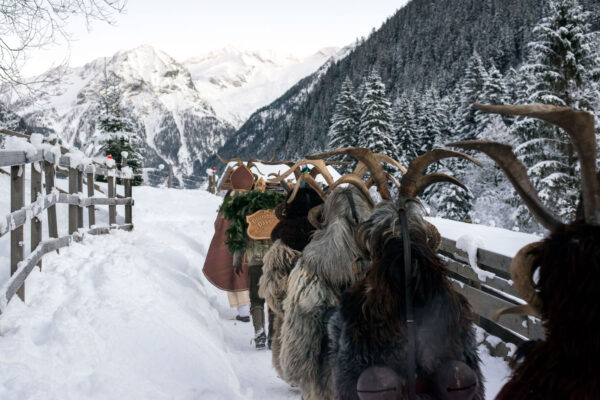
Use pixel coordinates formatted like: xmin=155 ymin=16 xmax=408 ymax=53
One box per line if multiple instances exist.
xmin=258 ymin=187 xmax=324 ymax=376
xmin=311 ymin=147 xmax=482 ymax=400
xmin=279 ymin=186 xmax=373 ymax=399
xmin=219 ymin=165 xmax=285 ymax=349
xmin=327 ymin=201 xmax=483 ymax=400
xmin=453 ymin=104 xmax=600 ymax=400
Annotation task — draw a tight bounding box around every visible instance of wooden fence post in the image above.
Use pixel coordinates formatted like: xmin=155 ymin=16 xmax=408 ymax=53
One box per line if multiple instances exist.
xmin=87 ymin=171 xmax=95 ymax=228
xmin=31 ymin=162 xmax=43 ymax=269
xmin=11 ymin=164 xmax=25 ymax=301
xmin=77 ymin=169 xmax=83 ymax=229
xmin=122 ymin=157 xmax=132 ymax=227
xmin=108 ymin=171 xmax=116 ymax=226
xmin=168 ymin=163 xmax=173 ymax=188
xmin=69 ymin=165 xmax=78 ymax=234
xmin=44 ymin=161 xmax=58 ymax=239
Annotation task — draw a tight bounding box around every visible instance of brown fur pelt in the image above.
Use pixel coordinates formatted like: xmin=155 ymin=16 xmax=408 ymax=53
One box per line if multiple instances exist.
xmin=497 ymin=222 xmax=600 ymax=400
xmin=259 ymin=186 xmax=322 ymax=377
xmin=258 ymin=240 xmax=301 ymax=378
xmin=279 ymin=186 xmax=373 ymax=400
xmin=327 ymin=200 xmax=484 ymax=400
xmin=271 ymin=187 xmax=324 ymax=251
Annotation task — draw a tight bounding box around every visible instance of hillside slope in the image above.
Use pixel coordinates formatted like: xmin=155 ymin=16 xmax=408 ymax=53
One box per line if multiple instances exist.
xmin=210 ymin=0 xmax=599 ymax=168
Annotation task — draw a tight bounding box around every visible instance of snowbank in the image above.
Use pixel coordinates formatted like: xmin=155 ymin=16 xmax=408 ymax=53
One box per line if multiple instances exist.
xmin=427 ymin=216 xmax=540 ymax=257
xmin=0 ymin=182 xmax=510 ymax=399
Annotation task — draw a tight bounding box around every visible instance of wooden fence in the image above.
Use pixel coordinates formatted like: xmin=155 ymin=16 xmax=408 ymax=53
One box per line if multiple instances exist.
xmin=0 ymin=142 xmax=134 ymax=314
xmin=438 ymin=236 xmax=544 ymax=356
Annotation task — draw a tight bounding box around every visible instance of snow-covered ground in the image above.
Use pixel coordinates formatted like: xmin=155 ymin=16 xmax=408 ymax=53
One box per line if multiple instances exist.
xmin=0 ymin=183 xmax=513 ymax=399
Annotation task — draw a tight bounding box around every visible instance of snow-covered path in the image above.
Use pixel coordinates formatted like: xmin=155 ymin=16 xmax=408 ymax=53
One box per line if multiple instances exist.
xmin=0 ymin=186 xmax=509 ymax=399
xmin=0 ymin=187 xmax=297 ymax=399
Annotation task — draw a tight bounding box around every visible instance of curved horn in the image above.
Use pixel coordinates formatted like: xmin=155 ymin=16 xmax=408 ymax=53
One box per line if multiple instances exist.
xmin=353 ymin=154 xmax=407 ymax=179
xmin=308 ymin=148 xmax=395 ymax=200
xmin=475 ymin=103 xmax=600 ymax=225
xmin=326 ymin=174 xmax=374 ymax=206
xmin=271 ymin=159 xmax=334 ymax=186
xmin=366 ymin=173 xmax=401 ymax=189
xmin=449 ymin=140 xmax=562 ymax=231
xmin=400 ymin=149 xmax=481 ymax=197
xmin=425 ymin=221 xmax=441 ymax=252
xmin=287 ymin=174 xmax=324 ymax=204
xmin=215 ymin=153 xmax=243 ymax=167
xmin=509 ymin=241 xmax=544 ymax=316
xmin=415 ymin=173 xmax=468 ymax=197
xmin=494 ymin=303 xmax=541 ymax=321
xmin=307 ymin=204 xmax=324 ymax=229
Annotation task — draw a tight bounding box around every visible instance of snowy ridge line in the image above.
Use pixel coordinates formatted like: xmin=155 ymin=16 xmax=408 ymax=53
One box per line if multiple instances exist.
xmin=438 ymin=236 xmax=545 ymax=346
xmin=0 ymin=193 xmax=133 ymax=238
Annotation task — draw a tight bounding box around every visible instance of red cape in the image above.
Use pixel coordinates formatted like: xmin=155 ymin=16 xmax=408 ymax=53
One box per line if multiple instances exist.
xmin=203 ymin=212 xmax=249 ymax=291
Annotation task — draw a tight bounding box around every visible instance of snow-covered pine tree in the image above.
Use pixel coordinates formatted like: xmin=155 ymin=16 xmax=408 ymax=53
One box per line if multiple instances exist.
xmin=474 ymin=63 xmax=512 ymax=137
xmin=357 ymin=70 xmax=396 ymax=158
xmin=393 ymin=93 xmax=418 ymax=167
xmin=454 ymin=51 xmax=488 ymax=142
xmin=466 ymin=115 xmax=517 ymax=228
xmin=328 ymin=76 xmax=360 ymax=173
xmin=95 ymin=64 xmax=143 ymax=185
xmin=431 ymin=61 xmax=486 ymax=221
xmin=512 ymin=0 xmax=600 ymax=229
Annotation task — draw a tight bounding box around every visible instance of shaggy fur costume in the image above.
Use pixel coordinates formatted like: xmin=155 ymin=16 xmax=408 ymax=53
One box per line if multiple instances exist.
xmin=279 ymin=186 xmax=373 ymax=400
xmin=327 ymin=200 xmax=484 ymax=400
xmin=259 ymin=239 xmax=301 ymax=376
xmin=496 ymin=222 xmax=600 ymax=400
xmin=259 ymin=187 xmax=323 ymax=376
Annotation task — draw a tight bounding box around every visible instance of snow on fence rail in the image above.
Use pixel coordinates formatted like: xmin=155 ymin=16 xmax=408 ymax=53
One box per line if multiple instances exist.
xmin=0 ymin=134 xmax=134 ymax=314
xmin=437 ymin=236 xmax=544 ymax=354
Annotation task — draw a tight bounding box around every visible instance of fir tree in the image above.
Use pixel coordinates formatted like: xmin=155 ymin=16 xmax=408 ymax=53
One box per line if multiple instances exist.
xmin=454 ymin=52 xmax=488 ymax=142
xmin=475 ymin=64 xmax=509 ymax=136
xmin=357 ymin=70 xmax=396 ymax=157
xmin=512 ymin=0 xmax=600 ymax=229
xmin=95 ymin=63 xmax=143 ymax=185
xmin=328 ymin=76 xmax=360 ymax=172
xmin=393 ymin=93 xmax=418 ymax=167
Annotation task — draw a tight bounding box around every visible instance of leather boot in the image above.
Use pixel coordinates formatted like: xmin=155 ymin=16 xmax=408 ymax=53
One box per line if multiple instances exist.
xmin=251 ymin=306 xmax=266 ymax=349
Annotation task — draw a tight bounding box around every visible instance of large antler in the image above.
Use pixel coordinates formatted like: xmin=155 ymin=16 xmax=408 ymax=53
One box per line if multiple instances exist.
xmin=215 ymin=153 xmax=244 ymax=167
xmin=307 ymin=148 xmax=405 ymax=201
xmin=449 ymin=140 xmax=562 ymax=231
xmin=269 ymin=159 xmax=335 ymax=186
xmin=286 ymin=173 xmax=325 ymax=204
xmin=474 ymin=103 xmax=600 ymax=225
xmin=399 ymin=149 xmax=481 ymax=197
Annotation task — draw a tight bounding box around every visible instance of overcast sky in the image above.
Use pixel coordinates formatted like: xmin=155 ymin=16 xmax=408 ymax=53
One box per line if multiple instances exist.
xmin=23 ymin=0 xmax=409 ymax=76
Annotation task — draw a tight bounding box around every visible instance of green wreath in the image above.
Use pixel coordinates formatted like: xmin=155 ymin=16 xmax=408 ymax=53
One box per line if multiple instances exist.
xmin=219 ymin=190 xmax=285 ymax=254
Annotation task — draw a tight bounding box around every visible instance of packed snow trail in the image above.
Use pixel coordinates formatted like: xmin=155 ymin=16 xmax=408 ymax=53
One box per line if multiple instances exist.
xmin=0 ymin=187 xmax=298 ymax=399
xmin=0 ymin=187 xmax=509 ymax=399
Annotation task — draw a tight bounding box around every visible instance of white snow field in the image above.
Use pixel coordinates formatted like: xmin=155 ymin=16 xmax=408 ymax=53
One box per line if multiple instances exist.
xmin=1 ymin=183 xmax=514 ymax=399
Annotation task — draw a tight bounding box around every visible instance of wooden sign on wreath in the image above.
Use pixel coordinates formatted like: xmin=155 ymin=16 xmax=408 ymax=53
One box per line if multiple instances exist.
xmin=246 ymin=209 xmax=279 ymax=240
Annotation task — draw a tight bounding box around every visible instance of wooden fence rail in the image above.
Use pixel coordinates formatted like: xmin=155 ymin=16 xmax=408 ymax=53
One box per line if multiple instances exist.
xmin=0 ymin=144 xmax=134 ymax=314
xmin=438 ymin=236 xmax=544 ymax=354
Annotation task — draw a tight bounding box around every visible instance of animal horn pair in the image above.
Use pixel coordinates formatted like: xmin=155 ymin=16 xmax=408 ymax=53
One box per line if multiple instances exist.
xmin=285 ymin=173 xmax=324 ymax=204
xmin=269 ymin=158 xmax=335 ymax=186
xmin=451 ymin=103 xmax=600 ymax=319
xmin=462 ymin=103 xmax=600 ymax=226
xmin=399 ymin=149 xmax=482 ymax=198
xmin=215 ymin=153 xmax=244 ymax=168
xmin=307 ymin=148 xmax=405 ymax=201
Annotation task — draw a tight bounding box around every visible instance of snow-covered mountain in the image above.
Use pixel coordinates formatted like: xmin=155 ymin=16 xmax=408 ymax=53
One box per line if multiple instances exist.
xmin=0 ymin=45 xmax=339 ymax=186
xmin=2 ymin=45 xmax=234 ymax=185
xmin=183 ymin=46 xmax=341 ymax=126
